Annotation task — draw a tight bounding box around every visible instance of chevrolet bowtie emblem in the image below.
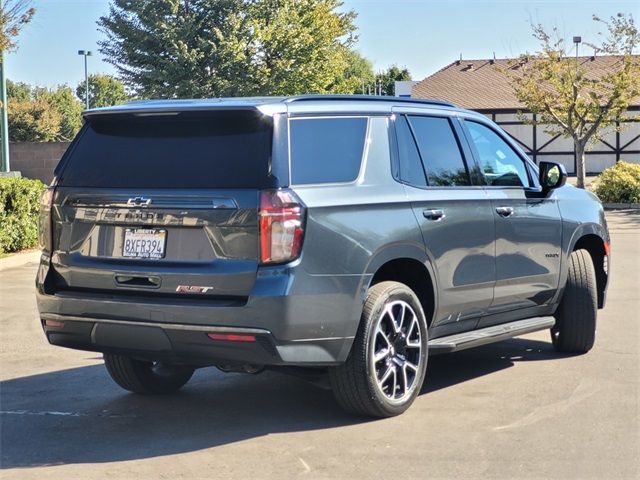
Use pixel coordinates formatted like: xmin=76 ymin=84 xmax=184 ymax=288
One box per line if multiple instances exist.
xmin=126 ymin=197 xmax=152 ymax=207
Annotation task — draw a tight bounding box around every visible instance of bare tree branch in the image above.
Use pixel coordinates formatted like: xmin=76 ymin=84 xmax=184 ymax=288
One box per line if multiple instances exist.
xmin=0 ymin=0 xmax=35 ymax=54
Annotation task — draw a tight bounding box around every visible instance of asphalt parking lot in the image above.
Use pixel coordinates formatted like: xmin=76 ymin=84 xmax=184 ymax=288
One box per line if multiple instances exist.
xmin=1 ymin=211 xmax=638 ymax=480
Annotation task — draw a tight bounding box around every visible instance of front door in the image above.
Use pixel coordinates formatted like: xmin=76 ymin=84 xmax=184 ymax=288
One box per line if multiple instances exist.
xmin=462 ymin=119 xmax=562 ymax=326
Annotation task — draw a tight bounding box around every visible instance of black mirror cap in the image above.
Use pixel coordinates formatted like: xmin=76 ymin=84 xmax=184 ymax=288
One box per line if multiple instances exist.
xmin=539 ymin=161 xmax=567 ymax=192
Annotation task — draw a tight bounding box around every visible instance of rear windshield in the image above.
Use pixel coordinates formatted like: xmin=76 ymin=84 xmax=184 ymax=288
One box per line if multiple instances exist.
xmin=58 ymin=111 xmax=274 ymax=189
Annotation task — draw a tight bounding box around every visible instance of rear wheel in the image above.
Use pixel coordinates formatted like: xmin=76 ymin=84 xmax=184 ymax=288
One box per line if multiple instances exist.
xmin=551 ymin=249 xmax=597 ymax=353
xmin=103 ymin=354 xmax=195 ymax=394
xmin=329 ymin=281 xmax=428 ymax=417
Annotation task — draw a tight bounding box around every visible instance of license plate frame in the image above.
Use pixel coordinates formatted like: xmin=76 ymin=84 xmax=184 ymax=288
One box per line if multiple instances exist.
xmin=122 ymin=228 xmax=167 ymax=259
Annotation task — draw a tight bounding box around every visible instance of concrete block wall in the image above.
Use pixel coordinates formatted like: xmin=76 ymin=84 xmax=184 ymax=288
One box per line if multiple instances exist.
xmin=8 ymin=142 xmax=70 ymax=184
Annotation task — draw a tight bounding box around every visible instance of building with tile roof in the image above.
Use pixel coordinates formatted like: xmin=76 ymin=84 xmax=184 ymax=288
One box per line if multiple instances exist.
xmin=412 ymin=56 xmax=639 ymax=174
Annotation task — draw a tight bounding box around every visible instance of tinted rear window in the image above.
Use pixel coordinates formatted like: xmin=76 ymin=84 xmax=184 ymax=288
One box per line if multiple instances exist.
xmin=58 ymin=111 xmax=274 ymax=189
xmin=289 ymin=117 xmax=368 ymax=185
xmin=408 ymin=116 xmax=470 ymax=187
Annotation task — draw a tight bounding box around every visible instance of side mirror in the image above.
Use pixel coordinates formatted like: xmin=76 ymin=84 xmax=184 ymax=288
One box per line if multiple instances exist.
xmin=539 ymin=161 xmax=567 ymax=192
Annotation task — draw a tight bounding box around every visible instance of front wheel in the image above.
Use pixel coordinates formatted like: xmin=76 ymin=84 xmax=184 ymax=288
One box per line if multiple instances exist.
xmin=104 ymin=354 xmax=195 ymax=394
xmin=551 ymin=249 xmax=598 ymax=353
xmin=329 ymin=281 xmax=428 ymax=418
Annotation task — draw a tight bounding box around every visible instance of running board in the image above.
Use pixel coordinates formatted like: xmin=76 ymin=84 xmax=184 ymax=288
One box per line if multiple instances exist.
xmin=428 ymin=316 xmax=556 ymax=354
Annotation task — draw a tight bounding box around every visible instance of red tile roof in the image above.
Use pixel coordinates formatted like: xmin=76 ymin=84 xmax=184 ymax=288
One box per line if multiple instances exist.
xmin=412 ymin=55 xmax=640 ymax=110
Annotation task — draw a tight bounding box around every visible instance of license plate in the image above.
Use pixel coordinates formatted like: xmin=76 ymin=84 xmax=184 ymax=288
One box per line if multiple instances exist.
xmin=123 ymin=228 xmax=166 ymax=259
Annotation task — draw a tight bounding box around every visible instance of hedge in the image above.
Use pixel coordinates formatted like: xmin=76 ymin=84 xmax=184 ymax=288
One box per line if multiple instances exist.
xmin=593 ymin=161 xmax=640 ymax=204
xmin=0 ymin=177 xmax=47 ymax=254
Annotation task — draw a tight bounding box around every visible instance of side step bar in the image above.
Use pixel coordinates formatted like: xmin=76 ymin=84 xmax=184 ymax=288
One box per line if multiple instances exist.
xmin=428 ymin=316 xmax=556 ymax=354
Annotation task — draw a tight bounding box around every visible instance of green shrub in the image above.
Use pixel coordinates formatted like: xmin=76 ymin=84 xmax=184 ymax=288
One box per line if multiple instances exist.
xmin=0 ymin=177 xmax=47 ymax=254
xmin=593 ymin=161 xmax=640 ymax=204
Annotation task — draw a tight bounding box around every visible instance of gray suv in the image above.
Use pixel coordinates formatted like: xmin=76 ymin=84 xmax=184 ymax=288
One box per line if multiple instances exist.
xmin=36 ymin=96 xmax=610 ymax=417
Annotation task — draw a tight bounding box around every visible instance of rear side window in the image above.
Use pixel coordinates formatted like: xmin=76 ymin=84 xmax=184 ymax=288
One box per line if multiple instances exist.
xmin=58 ymin=111 xmax=274 ymax=189
xmin=289 ymin=117 xmax=368 ymax=185
xmin=408 ymin=116 xmax=470 ymax=187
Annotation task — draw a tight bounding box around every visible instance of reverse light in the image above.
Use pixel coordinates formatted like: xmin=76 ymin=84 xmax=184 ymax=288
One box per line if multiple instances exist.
xmin=38 ymin=187 xmax=56 ymax=252
xmin=259 ymin=189 xmax=306 ymax=265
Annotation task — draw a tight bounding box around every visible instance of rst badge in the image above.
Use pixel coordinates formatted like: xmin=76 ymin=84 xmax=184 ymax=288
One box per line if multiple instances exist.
xmin=176 ymin=285 xmax=214 ymax=293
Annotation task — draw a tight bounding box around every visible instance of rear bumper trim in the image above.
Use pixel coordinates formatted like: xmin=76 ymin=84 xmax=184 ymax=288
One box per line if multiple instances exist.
xmin=40 ymin=313 xmax=271 ymax=335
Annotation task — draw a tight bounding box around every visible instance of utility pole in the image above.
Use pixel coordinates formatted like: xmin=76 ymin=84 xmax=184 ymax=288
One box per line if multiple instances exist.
xmin=0 ymin=52 xmax=10 ymax=173
xmin=78 ymin=50 xmax=92 ymax=109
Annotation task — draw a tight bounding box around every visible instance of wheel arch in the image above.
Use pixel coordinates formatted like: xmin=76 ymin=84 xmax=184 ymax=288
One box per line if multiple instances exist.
xmin=366 ymin=250 xmax=437 ymax=328
xmin=563 ymin=224 xmax=609 ymax=309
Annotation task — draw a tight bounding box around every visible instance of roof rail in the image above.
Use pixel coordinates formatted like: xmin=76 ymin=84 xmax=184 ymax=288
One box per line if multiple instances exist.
xmin=284 ymin=94 xmax=456 ymax=108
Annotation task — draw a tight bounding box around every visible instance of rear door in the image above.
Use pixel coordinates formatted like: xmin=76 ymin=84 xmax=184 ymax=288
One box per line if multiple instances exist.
xmin=392 ymin=113 xmax=496 ymax=336
xmin=50 ymin=109 xmax=276 ymax=299
xmin=461 ymin=119 xmax=562 ymax=324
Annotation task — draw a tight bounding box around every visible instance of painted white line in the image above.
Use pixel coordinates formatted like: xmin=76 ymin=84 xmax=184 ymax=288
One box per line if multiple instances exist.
xmin=1 ymin=410 xmax=85 ymax=417
xmin=0 ymin=410 xmax=136 ymax=418
xmin=298 ymin=457 xmax=311 ymax=473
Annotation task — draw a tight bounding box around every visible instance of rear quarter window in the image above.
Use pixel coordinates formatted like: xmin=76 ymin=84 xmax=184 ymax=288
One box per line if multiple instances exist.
xmin=289 ymin=117 xmax=368 ymax=185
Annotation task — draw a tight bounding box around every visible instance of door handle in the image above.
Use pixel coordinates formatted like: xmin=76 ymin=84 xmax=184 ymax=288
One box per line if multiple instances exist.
xmin=423 ymin=209 xmax=445 ymax=221
xmin=495 ymin=206 xmax=515 ymax=218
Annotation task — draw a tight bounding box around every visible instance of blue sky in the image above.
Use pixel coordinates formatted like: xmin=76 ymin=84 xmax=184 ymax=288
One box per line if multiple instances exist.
xmin=4 ymin=0 xmax=639 ymax=89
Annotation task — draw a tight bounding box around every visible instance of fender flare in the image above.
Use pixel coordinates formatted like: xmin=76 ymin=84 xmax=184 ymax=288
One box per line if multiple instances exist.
xmin=359 ymin=241 xmax=439 ymax=321
xmin=554 ymin=222 xmax=608 ymax=304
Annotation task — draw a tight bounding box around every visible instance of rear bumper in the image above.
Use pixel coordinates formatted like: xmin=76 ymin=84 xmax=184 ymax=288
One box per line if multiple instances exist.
xmin=36 ymin=257 xmax=366 ymax=366
xmin=39 ymin=310 xmax=354 ymax=367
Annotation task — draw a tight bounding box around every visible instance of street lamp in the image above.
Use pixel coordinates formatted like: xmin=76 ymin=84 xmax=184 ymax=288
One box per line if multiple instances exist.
xmin=573 ymin=36 xmax=582 ymax=62
xmin=78 ymin=50 xmax=93 ymax=109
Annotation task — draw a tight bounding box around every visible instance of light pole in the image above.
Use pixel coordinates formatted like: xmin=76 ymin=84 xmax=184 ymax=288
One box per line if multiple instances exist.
xmin=0 ymin=52 xmax=10 ymax=173
xmin=78 ymin=50 xmax=92 ymax=109
xmin=573 ymin=36 xmax=581 ymax=64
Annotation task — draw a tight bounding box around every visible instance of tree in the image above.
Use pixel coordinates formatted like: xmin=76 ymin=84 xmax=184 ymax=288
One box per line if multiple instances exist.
xmin=503 ymin=13 xmax=640 ymax=188
xmin=241 ymin=0 xmax=357 ymax=95
xmin=6 ymin=79 xmax=30 ymax=101
xmin=76 ymin=74 xmax=129 ymax=108
xmin=7 ymin=82 xmax=83 ymax=141
xmin=39 ymin=86 xmax=83 ymax=140
xmin=0 ymin=0 xmax=35 ymax=53
xmin=98 ymin=0 xmax=357 ymax=98
xmin=374 ymin=65 xmax=411 ymax=96
xmin=331 ymin=50 xmax=375 ymax=94
xmin=8 ymin=96 xmax=61 ymax=142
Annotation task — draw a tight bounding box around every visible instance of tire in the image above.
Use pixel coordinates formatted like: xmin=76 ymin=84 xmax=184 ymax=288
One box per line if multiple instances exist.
xmin=551 ymin=249 xmax=597 ymax=353
xmin=103 ymin=354 xmax=195 ymax=394
xmin=329 ymin=281 xmax=428 ymax=418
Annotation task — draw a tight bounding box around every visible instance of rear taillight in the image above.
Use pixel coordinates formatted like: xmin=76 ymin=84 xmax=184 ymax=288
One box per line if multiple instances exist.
xmin=38 ymin=187 xmax=55 ymax=252
xmin=259 ymin=189 xmax=306 ymax=265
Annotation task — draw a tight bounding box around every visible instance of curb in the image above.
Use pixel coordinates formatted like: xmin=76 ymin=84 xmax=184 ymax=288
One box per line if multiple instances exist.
xmin=603 ymin=203 xmax=640 ymax=211
xmin=0 ymin=250 xmax=41 ymax=272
